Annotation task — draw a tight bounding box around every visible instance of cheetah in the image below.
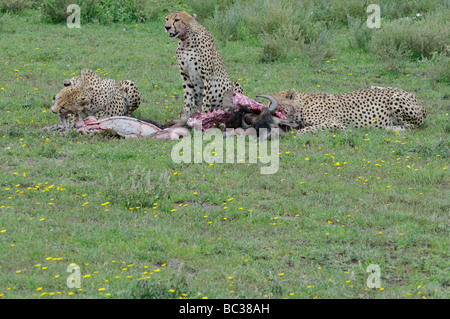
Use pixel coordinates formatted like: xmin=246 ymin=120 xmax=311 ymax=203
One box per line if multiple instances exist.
xmin=51 ymin=68 xmax=140 ymax=127
xmin=259 ymin=86 xmax=427 ymax=134
xmin=164 ymin=11 xmax=243 ymax=113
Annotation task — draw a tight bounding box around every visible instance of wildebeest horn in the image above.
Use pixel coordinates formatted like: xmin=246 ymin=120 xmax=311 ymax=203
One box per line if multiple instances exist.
xmin=241 ymin=117 xmax=252 ymax=129
xmin=256 ymin=95 xmax=278 ymax=114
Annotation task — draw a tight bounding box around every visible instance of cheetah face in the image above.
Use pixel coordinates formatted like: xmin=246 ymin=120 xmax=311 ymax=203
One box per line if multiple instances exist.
xmin=51 ymin=86 xmax=91 ymax=117
xmin=165 ymin=12 xmax=196 ymax=39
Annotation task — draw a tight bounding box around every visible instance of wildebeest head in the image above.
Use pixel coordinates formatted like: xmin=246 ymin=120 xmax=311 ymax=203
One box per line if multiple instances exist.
xmin=239 ymin=95 xmax=299 ymax=139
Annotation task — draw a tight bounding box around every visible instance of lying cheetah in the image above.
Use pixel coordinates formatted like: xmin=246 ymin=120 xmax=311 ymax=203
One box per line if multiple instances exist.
xmin=164 ymin=11 xmax=243 ymax=113
xmin=268 ymin=86 xmax=427 ymax=133
xmin=51 ymin=69 xmax=140 ymax=127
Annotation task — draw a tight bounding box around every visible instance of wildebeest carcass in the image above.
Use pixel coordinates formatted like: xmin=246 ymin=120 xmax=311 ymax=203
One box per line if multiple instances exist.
xmin=222 ymin=92 xmax=300 ymax=139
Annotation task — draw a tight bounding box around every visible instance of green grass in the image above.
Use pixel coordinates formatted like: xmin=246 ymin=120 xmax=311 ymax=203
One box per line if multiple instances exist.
xmin=0 ymin=9 xmax=449 ymax=299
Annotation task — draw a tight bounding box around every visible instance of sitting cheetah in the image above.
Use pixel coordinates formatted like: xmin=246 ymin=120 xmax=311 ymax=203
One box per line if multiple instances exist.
xmin=164 ymin=11 xmax=243 ymax=113
xmin=51 ymin=69 xmax=140 ymax=127
xmin=266 ymin=86 xmax=427 ymax=134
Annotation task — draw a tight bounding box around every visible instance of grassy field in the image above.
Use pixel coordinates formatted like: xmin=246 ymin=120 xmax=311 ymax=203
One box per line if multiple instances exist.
xmin=0 ymin=4 xmax=449 ymax=299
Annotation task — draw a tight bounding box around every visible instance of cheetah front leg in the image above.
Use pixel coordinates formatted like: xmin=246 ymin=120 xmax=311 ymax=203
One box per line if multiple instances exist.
xmin=188 ymin=65 xmax=206 ymax=112
xmin=181 ymin=71 xmax=196 ymax=112
xmin=201 ymin=82 xmax=213 ymax=113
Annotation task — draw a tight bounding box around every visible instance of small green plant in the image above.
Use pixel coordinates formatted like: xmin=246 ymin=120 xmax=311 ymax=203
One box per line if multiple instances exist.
xmin=347 ymin=16 xmax=374 ymax=51
xmin=424 ymin=51 xmax=450 ymax=84
xmin=131 ymin=273 xmax=192 ymax=299
xmin=184 ymin=0 xmax=217 ymax=21
xmin=369 ymin=10 xmax=449 ymax=67
xmin=40 ymin=0 xmax=163 ymax=24
xmin=133 ymin=0 xmax=185 ymax=20
xmin=0 ymin=0 xmax=33 ymax=13
xmin=41 ymin=0 xmax=73 ymax=23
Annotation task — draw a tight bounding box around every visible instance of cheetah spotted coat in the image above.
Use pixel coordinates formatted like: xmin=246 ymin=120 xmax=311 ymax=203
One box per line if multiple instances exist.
xmin=165 ymin=11 xmax=243 ymax=113
xmin=54 ymin=69 xmax=140 ymax=124
xmin=271 ymin=86 xmax=427 ymax=133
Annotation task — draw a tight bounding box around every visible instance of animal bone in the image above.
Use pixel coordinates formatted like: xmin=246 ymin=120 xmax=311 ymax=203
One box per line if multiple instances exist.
xmin=76 ymin=116 xmax=189 ymax=140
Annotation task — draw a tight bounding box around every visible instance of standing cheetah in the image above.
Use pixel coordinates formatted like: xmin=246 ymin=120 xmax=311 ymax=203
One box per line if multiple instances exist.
xmin=164 ymin=11 xmax=243 ymax=113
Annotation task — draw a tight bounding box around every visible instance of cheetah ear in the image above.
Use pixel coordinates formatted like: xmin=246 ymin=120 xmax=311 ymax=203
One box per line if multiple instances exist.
xmin=191 ymin=14 xmax=197 ymax=19
xmin=77 ymin=69 xmax=88 ymax=89
xmin=79 ymin=68 xmax=94 ymax=82
xmin=287 ymin=89 xmax=296 ymax=99
xmin=77 ymin=68 xmax=94 ymax=90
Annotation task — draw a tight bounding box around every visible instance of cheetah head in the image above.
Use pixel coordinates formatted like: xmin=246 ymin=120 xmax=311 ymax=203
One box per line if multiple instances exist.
xmin=269 ymin=89 xmax=302 ymax=109
xmin=51 ymin=86 xmax=91 ymax=117
xmin=164 ymin=11 xmax=197 ymax=40
xmin=51 ymin=69 xmax=93 ymax=125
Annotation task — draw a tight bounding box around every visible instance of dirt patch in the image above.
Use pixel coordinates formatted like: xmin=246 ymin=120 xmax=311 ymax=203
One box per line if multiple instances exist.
xmin=168 ymin=258 xmax=198 ymax=274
